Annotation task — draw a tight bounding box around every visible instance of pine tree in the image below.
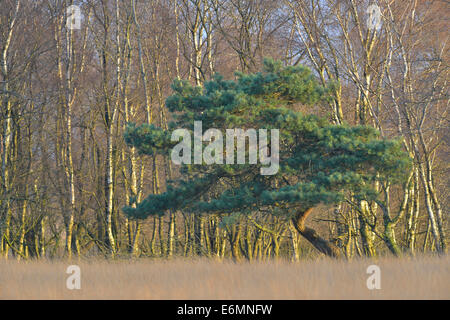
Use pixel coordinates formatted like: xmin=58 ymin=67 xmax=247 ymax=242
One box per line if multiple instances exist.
xmin=123 ymin=59 xmax=411 ymax=257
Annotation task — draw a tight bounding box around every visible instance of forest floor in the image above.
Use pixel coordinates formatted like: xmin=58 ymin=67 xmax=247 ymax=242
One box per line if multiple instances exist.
xmin=0 ymin=254 xmax=448 ymax=299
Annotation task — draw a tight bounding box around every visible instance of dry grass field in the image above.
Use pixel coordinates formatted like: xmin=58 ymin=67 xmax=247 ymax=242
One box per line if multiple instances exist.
xmin=0 ymin=255 xmax=448 ymax=300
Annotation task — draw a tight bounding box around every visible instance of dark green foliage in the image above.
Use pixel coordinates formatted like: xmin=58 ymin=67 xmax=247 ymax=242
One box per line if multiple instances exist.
xmin=124 ymin=123 xmax=174 ymax=156
xmin=123 ymin=58 xmax=411 ymax=220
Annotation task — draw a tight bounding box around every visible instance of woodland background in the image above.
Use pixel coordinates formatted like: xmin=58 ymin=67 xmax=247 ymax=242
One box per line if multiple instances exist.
xmin=0 ymin=0 xmax=448 ymax=260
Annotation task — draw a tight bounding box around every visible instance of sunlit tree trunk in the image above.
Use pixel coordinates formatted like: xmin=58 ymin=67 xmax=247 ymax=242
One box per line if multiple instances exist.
xmin=1 ymin=0 xmax=20 ymax=259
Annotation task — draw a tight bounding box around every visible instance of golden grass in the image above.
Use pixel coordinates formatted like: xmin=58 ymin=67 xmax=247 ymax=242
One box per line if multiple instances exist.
xmin=0 ymin=255 xmax=448 ymax=300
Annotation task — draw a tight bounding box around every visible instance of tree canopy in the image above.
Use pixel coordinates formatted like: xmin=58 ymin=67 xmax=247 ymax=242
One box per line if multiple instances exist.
xmin=123 ymin=59 xmax=411 ymax=257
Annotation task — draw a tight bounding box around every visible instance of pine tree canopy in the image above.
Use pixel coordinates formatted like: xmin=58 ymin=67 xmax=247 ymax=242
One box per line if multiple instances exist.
xmin=123 ymin=59 xmax=412 ymax=224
